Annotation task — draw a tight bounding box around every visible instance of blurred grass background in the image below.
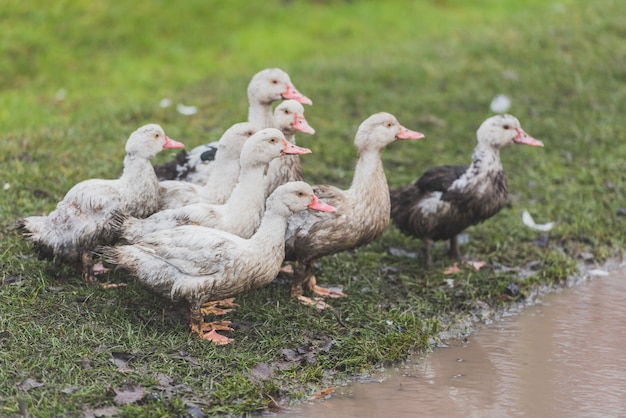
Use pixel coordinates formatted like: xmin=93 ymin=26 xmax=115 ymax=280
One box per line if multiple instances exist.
xmin=2 ymin=0 xmax=626 ymax=415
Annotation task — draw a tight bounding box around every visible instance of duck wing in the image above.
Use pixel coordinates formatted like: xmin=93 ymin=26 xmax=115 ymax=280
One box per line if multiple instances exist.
xmin=415 ymin=164 xmax=468 ymax=193
xmin=132 ymin=225 xmax=245 ymax=276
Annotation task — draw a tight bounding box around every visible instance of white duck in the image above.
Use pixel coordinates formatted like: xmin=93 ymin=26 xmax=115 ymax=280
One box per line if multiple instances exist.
xmin=98 ymin=181 xmax=335 ymax=344
xmin=390 ymin=114 xmax=544 ymax=267
xmin=121 ymin=128 xmax=312 ymax=241
xmin=264 ymin=99 xmax=316 ymax=197
xmin=285 ymin=113 xmax=424 ymax=300
xmin=16 ymin=124 xmax=184 ymax=283
xmin=153 ymin=67 xmax=312 ymax=183
xmin=157 ymin=122 xmax=256 ymax=209
xmin=247 ymin=67 xmax=313 ymax=130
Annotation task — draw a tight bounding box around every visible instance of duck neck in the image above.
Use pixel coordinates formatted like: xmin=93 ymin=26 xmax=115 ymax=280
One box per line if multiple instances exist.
xmin=122 ymin=154 xmax=155 ymax=184
xmin=221 ymin=163 xmax=267 ymax=231
xmin=468 ymin=143 xmax=503 ymax=178
xmin=248 ymin=208 xmax=289 ymax=261
xmin=248 ymin=100 xmax=274 ymax=130
xmin=350 ymin=149 xmax=389 ymax=205
xmin=200 ymin=154 xmax=241 ymax=198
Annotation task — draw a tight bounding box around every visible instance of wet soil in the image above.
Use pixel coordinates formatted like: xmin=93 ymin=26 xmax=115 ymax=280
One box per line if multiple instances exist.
xmin=286 ymin=264 xmax=626 ymax=418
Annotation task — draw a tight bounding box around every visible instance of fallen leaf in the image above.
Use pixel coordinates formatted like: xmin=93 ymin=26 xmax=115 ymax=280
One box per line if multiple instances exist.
xmin=99 ymin=282 xmax=127 ymax=289
xmin=84 ymin=405 xmax=121 ymax=417
xmin=82 ymin=357 xmax=92 ymax=370
xmin=113 ymin=384 xmax=146 ymax=405
xmin=465 ymin=260 xmax=487 ymax=270
xmin=17 ymin=378 xmax=44 ymax=391
xmin=111 ymin=352 xmax=134 ymax=373
xmin=297 ymin=295 xmax=330 ymax=310
xmin=280 ymin=348 xmax=300 ymax=362
xmin=185 ymin=401 xmax=206 ymax=418
xmin=61 ymin=386 xmax=79 ymax=395
xmin=251 ymin=362 xmax=274 ymax=381
xmin=310 ymin=387 xmax=334 ymax=400
xmin=171 ymin=351 xmax=200 ymax=366
xmin=3 ymin=275 xmax=21 ymax=285
xmin=444 ymin=263 xmax=461 ymax=275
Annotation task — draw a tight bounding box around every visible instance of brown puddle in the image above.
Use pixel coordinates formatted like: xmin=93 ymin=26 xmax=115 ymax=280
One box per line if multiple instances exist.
xmin=285 ymin=265 xmax=626 ymax=418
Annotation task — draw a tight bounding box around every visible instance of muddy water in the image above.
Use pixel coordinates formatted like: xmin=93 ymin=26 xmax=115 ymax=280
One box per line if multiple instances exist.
xmin=286 ymin=266 xmax=626 ymax=418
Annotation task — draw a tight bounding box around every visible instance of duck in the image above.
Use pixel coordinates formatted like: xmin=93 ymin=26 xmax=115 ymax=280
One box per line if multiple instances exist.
xmin=389 ymin=114 xmax=544 ymax=267
xmin=153 ymin=67 xmax=312 ymax=183
xmin=157 ymin=122 xmax=256 ymax=209
xmin=120 ymin=128 xmax=312 ymax=241
xmin=264 ymin=99 xmax=316 ymax=197
xmin=16 ymin=124 xmax=184 ymax=283
xmin=285 ymin=113 xmax=424 ymax=300
xmin=98 ymin=181 xmax=335 ymax=344
xmin=246 ymin=67 xmax=313 ymax=130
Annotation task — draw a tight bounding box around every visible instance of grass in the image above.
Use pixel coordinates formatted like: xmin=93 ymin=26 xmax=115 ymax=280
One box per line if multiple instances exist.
xmin=2 ymin=0 xmax=626 ymax=415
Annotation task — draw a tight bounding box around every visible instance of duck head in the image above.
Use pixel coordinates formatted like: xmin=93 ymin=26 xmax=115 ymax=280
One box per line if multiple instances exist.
xmin=477 ymin=114 xmax=544 ymax=149
xmin=354 ymin=112 xmax=424 ymax=153
xmin=247 ymin=68 xmax=312 ymax=106
xmin=126 ymin=124 xmax=184 ymax=159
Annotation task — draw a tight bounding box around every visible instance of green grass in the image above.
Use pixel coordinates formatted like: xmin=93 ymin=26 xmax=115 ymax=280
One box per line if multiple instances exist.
xmin=2 ymin=0 xmax=626 ymax=415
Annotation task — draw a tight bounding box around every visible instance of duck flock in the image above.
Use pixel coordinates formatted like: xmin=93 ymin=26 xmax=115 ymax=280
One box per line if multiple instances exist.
xmin=16 ymin=68 xmax=544 ymax=345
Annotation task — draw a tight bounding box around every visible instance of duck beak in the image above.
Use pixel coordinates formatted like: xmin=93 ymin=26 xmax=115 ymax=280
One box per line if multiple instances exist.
xmin=293 ymin=114 xmax=316 ymax=134
xmin=397 ymin=125 xmax=425 ymax=140
xmin=163 ymin=136 xmax=185 ymax=149
xmin=282 ymin=139 xmax=312 ymax=155
xmin=308 ymin=194 xmax=336 ymax=212
xmin=283 ymin=83 xmax=313 ymax=105
xmin=514 ymin=128 xmax=544 ymax=146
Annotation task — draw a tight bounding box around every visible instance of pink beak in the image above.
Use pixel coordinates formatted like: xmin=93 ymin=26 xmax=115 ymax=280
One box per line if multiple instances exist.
xmin=283 ymin=83 xmax=313 ymax=105
xmin=282 ymin=139 xmax=312 ymax=155
xmin=164 ymin=135 xmax=185 ymax=149
xmin=514 ymin=128 xmax=544 ymax=147
xmin=308 ymin=194 xmax=336 ymax=212
xmin=396 ymin=125 xmax=425 ymax=140
xmin=293 ymin=114 xmax=316 ymax=134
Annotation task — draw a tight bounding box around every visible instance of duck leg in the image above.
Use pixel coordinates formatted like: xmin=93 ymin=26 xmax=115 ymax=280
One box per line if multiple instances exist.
xmin=81 ymin=250 xmax=95 ymax=284
xmin=423 ymin=239 xmax=433 ymax=268
xmin=291 ymin=262 xmax=346 ymax=298
xmin=448 ymin=235 xmax=460 ymax=259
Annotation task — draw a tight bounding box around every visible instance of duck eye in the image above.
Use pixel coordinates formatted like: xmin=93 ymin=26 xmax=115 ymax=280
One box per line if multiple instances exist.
xmin=271 ymin=79 xmax=279 ymax=84
xmin=503 ymin=124 xmax=510 ymax=130
xmin=270 ymin=138 xmax=277 ymax=143
xmin=284 ymin=109 xmax=290 ymax=114
xmin=386 ymin=122 xmax=393 ymax=128
xmin=297 ymin=191 xmax=304 ymax=197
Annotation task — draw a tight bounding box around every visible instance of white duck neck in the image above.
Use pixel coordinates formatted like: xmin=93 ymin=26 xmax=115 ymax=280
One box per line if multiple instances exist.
xmin=200 ymin=153 xmax=241 ymax=202
xmin=350 ymin=148 xmax=388 ymax=201
xmin=248 ymin=100 xmax=274 ymax=130
xmin=220 ymin=163 xmax=268 ymax=236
